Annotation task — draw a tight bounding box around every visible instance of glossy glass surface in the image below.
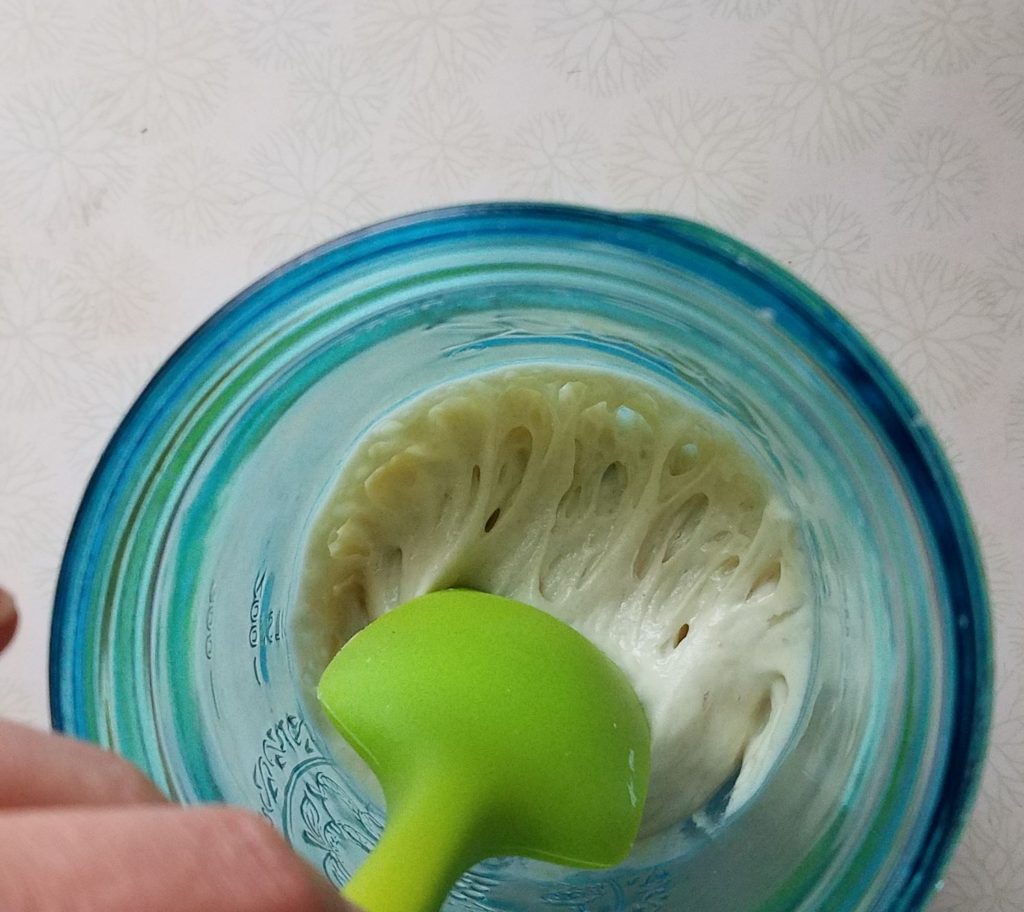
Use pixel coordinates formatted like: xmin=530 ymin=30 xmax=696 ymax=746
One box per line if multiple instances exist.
xmin=50 ymin=204 xmax=990 ymax=911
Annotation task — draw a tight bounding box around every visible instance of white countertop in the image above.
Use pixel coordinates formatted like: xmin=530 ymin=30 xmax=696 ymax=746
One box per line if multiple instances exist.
xmin=0 ymin=1 xmax=1021 ymax=908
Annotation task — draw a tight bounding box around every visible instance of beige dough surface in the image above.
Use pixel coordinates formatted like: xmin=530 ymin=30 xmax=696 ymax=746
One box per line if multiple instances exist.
xmin=295 ymin=365 xmax=812 ymax=836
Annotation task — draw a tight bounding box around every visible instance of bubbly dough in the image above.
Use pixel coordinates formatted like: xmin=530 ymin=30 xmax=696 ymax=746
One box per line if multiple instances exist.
xmin=295 ymin=365 xmax=811 ymax=836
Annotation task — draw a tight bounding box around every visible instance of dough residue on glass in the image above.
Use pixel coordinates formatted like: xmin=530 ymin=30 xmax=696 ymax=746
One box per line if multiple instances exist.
xmin=294 ymin=365 xmax=812 ymax=836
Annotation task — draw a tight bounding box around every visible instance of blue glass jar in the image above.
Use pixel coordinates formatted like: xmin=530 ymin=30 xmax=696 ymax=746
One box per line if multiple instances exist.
xmin=50 ymin=203 xmax=991 ymax=911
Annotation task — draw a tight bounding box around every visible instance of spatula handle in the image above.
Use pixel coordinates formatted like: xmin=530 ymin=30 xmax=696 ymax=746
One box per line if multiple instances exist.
xmin=344 ymin=780 xmax=482 ymax=912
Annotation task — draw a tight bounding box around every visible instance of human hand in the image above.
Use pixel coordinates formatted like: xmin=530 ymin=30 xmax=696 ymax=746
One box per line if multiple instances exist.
xmin=0 ymin=589 xmax=358 ymax=912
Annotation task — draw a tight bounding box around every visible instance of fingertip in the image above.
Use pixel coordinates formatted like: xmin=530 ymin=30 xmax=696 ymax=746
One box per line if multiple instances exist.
xmin=189 ymin=807 xmax=365 ymax=911
xmin=311 ymin=874 xmax=362 ymax=912
xmin=0 ymin=589 xmax=17 ymax=653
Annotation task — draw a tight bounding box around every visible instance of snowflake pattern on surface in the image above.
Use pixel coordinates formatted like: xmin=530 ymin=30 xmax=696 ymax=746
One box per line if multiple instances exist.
xmin=701 ymin=0 xmax=777 ymax=21
xmin=147 ymin=144 xmax=245 ymax=245
xmin=751 ymin=0 xmax=906 ymax=163
xmin=767 ymin=195 xmax=870 ymax=296
xmin=289 ymin=50 xmax=387 ymax=141
xmin=0 ymin=258 xmax=88 ymax=411
xmin=535 ymin=0 xmax=688 ymax=96
xmin=610 ymin=92 xmax=767 ymax=230
xmin=0 ymin=0 xmax=76 ymax=72
xmin=0 ymin=432 xmax=61 ymax=570
xmin=885 ymin=126 xmax=987 ymax=228
xmin=985 ymin=7 xmax=1024 ymax=140
xmin=895 ymin=0 xmax=994 ymax=75
xmin=1006 ymin=379 xmax=1024 ymax=471
xmin=84 ymin=0 xmax=229 ymax=133
xmin=502 ymin=111 xmax=604 ymax=199
xmin=848 ymin=253 xmax=1002 ymax=416
xmin=58 ymin=241 xmax=163 ymax=335
xmin=390 ymin=92 xmax=492 ymax=195
xmin=220 ymin=0 xmax=332 ymax=68
xmin=0 ymin=81 xmax=134 ymax=230
xmin=981 ymin=664 xmax=1024 ymax=815
xmin=986 ymin=235 xmax=1024 ymax=336
xmin=974 ymin=522 xmax=1023 ymax=666
xmin=354 ymin=0 xmax=509 ymax=89
xmin=240 ymin=129 xmax=382 ymax=271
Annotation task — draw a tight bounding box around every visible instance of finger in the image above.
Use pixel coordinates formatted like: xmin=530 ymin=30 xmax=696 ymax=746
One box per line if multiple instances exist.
xmin=0 ymin=805 xmax=358 ymax=912
xmin=0 ymin=719 xmax=167 ymax=809
xmin=0 ymin=589 xmax=16 ymax=653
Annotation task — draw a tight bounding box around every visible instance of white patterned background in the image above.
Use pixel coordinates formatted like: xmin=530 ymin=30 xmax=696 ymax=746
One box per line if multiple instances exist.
xmin=0 ymin=0 xmax=1021 ymax=908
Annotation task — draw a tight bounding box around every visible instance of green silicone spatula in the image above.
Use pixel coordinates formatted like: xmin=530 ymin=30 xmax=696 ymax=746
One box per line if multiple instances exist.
xmin=317 ymin=588 xmax=651 ymax=912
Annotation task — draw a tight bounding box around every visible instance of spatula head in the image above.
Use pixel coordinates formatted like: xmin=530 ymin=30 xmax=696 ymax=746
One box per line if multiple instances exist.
xmin=317 ymin=589 xmax=650 ymax=869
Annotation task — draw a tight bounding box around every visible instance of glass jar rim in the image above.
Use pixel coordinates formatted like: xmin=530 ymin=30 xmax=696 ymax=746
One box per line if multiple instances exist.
xmin=49 ymin=202 xmax=992 ymax=911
